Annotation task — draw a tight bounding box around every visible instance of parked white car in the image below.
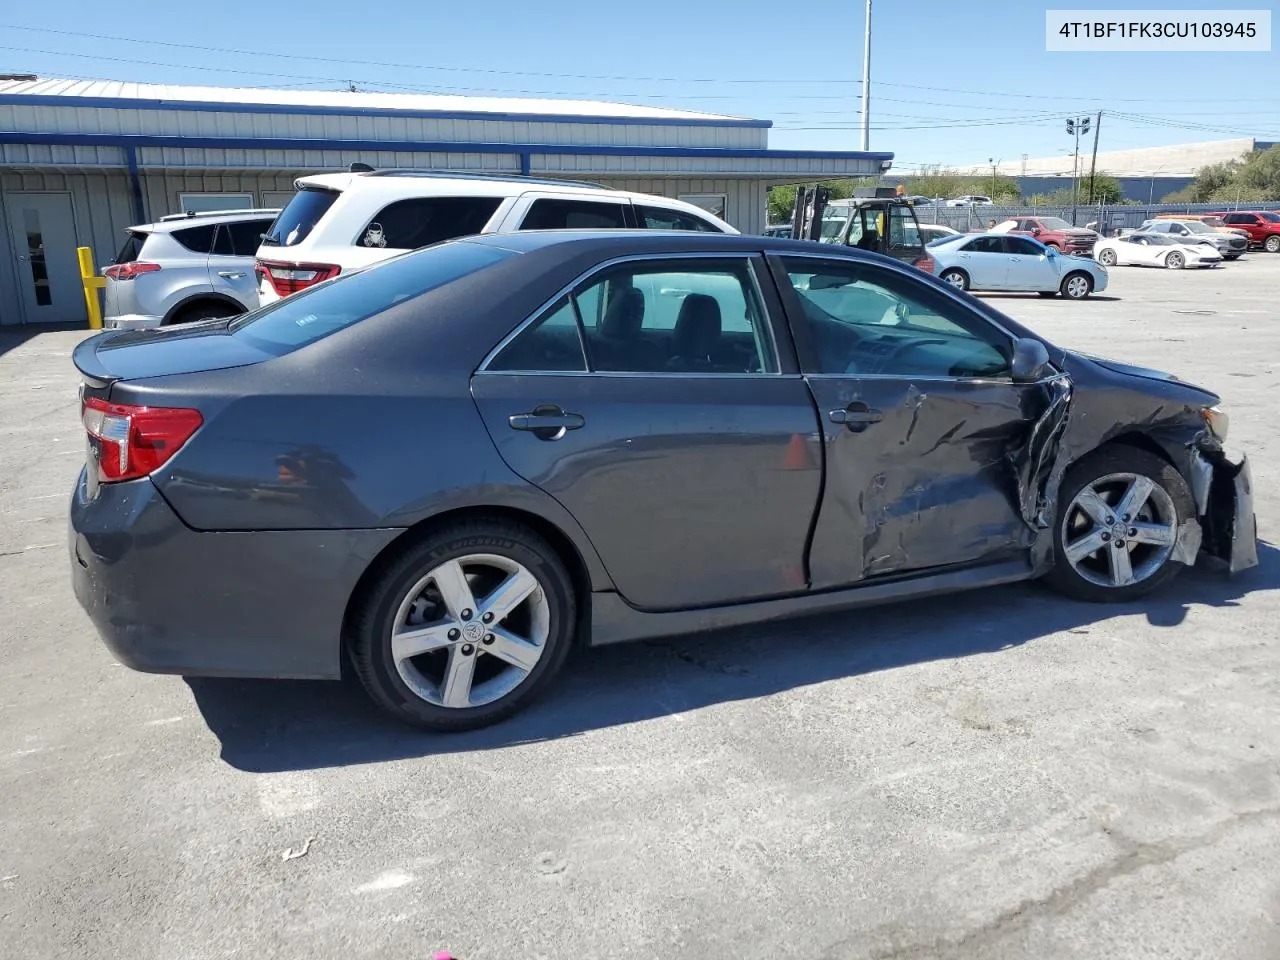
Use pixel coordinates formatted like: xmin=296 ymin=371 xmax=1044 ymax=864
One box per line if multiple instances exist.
xmin=945 ymin=195 xmax=993 ymax=207
xmin=254 ymin=170 xmax=736 ymax=304
xmin=1093 ymin=232 xmax=1223 ymax=269
xmin=928 ymin=231 xmax=1108 ymax=299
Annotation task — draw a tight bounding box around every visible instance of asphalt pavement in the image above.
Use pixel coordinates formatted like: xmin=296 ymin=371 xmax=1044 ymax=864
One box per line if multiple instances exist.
xmin=2 ymin=256 xmax=1279 ymax=959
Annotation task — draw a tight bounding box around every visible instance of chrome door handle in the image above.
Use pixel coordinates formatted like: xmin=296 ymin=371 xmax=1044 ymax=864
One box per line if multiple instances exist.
xmin=509 ymin=404 xmax=585 ymax=441
xmin=218 ymin=271 xmax=246 ymax=279
xmin=829 ymin=403 xmax=883 ymax=432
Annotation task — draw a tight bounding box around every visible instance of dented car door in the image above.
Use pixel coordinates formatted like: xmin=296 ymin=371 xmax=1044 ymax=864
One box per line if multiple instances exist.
xmin=771 ymin=254 xmax=1054 ymax=586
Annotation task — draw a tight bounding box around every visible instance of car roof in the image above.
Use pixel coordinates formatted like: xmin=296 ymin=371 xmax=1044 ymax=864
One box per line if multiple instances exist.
xmin=135 ymin=209 xmax=280 ymax=233
xmin=457 ymin=228 xmax=882 ymax=259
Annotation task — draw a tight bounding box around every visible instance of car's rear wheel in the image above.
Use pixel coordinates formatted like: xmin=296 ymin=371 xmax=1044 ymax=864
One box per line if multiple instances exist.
xmin=1097 ymin=248 xmax=1118 ymax=266
xmin=1265 ymin=235 xmax=1280 ymax=253
xmin=1165 ymin=251 xmax=1185 ymax=270
xmin=1060 ymin=272 xmax=1093 ymax=299
xmin=168 ymin=301 xmax=241 ymax=325
xmin=350 ymin=519 xmax=576 ymax=731
xmin=939 ymin=268 xmax=969 ymax=290
xmin=1045 ymin=447 xmax=1194 ymax=603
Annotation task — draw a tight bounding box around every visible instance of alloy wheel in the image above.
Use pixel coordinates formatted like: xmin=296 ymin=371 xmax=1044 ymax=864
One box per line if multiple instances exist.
xmin=1166 ymin=252 xmax=1184 ymax=269
xmin=389 ymin=554 xmax=549 ymax=708
xmin=1098 ymin=250 xmax=1117 ymax=266
xmin=1060 ymin=472 xmax=1177 ymax=588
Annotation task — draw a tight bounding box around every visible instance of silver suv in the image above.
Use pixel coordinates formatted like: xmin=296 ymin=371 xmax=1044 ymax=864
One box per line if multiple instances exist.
xmin=103 ymin=209 xmax=279 ymax=328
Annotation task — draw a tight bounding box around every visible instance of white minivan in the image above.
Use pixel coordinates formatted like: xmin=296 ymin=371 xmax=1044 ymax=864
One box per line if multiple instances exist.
xmin=254 ymin=170 xmax=736 ymax=304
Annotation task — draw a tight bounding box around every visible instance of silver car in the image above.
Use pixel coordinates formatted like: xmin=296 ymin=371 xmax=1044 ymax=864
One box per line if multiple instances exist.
xmin=103 ymin=209 xmax=279 ymax=329
xmin=1140 ymin=219 xmax=1247 ymax=260
xmin=927 ymin=231 xmax=1109 ymax=300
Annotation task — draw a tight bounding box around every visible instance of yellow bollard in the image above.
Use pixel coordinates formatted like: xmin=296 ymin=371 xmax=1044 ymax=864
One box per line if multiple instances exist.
xmin=77 ymin=246 xmax=105 ymax=330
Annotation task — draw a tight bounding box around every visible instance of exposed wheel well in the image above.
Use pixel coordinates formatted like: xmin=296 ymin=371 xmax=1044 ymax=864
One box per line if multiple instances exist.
xmin=1068 ymin=433 xmax=1179 ymax=482
xmin=162 ymin=293 xmax=245 ymax=325
xmin=340 ymin=506 xmax=595 ymax=668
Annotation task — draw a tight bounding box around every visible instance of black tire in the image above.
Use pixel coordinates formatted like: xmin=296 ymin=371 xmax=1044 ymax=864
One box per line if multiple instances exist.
xmin=1045 ymin=446 xmax=1195 ymax=603
xmin=168 ymin=301 xmax=241 ymax=325
xmin=939 ymin=268 xmax=969 ymax=291
xmin=1097 ymin=249 xmax=1118 ymax=267
xmin=1265 ymin=235 xmax=1280 ymax=253
xmin=1224 ymin=253 xmax=1241 ymax=261
xmin=350 ymin=519 xmax=576 ymax=731
xmin=1060 ymin=271 xmax=1093 ymax=300
xmin=1045 ymin=242 xmax=1062 ymax=252
xmin=1037 ymin=291 xmax=1058 ymax=297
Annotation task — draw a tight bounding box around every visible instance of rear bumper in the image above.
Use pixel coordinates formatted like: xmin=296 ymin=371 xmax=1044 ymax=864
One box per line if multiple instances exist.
xmin=104 ymin=313 xmax=163 ymax=330
xmin=69 ymin=469 xmax=400 ymax=679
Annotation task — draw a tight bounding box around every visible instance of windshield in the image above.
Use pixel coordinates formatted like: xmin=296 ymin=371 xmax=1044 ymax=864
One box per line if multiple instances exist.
xmin=1136 ymin=234 xmax=1179 ymax=245
xmin=1038 ymin=217 xmax=1072 ymax=230
xmin=261 ymin=188 xmax=339 ymax=247
xmin=1259 ymin=212 xmax=1280 ymax=223
xmin=1182 ymin=221 xmax=1213 ymax=234
xmin=229 ymin=240 xmax=513 ymax=354
xmin=819 ymin=207 xmax=851 ymax=243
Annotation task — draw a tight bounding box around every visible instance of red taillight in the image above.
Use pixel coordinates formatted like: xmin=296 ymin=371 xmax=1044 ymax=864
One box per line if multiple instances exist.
xmin=81 ymin=397 xmax=203 ymax=483
xmin=914 ymin=254 xmax=937 ymax=274
xmin=103 ymin=262 xmax=161 ymax=281
xmin=255 ymin=259 xmax=340 ymax=297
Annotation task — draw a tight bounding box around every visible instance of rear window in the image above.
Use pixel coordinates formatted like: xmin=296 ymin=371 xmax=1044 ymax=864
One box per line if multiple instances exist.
xmin=171 ymin=224 xmax=216 ymax=254
xmin=357 ymin=197 xmax=502 ymax=250
xmin=114 ymin=231 xmax=145 ymax=264
xmin=262 ymin=188 xmax=339 ymax=247
xmin=229 ymin=240 xmax=514 ymax=355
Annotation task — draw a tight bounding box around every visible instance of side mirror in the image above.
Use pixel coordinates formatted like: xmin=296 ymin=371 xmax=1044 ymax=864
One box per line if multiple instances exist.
xmin=1011 ymin=337 xmax=1052 ymax=382
xmin=1031 ymin=227 xmax=1042 ymax=235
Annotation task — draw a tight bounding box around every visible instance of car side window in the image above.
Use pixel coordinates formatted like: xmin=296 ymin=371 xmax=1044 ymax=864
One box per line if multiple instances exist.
xmin=964 ymin=236 xmax=1004 ymax=254
xmin=635 ymin=204 xmax=721 ymax=232
xmin=229 ymin=219 xmax=274 ymax=256
xmin=357 ymin=197 xmax=503 ymax=250
xmin=780 ymin=258 xmax=1012 ymax=379
xmin=520 ymin=199 xmax=629 ymax=230
xmin=171 ymin=224 xmax=216 ymax=254
xmin=486 ymin=259 xmax=777 ymax=375
xmin=1004 ymin=236 xmax=1042 ymax=255
xmin=486 ymin=297 xmax=588 ymax=373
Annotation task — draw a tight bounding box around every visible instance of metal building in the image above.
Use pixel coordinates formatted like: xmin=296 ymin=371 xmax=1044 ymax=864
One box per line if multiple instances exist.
xmin=0 ymin=78 xmax=892 ymax=326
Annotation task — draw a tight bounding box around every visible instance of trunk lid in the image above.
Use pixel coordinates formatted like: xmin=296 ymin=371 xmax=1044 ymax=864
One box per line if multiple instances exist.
xmin=72 ymin=323 xmax=275 ymax=392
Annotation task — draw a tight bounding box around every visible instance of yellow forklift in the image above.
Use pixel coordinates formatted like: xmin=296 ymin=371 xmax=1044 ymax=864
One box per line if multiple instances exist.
xmin=789 ymin=185 xmax=936 ymax=274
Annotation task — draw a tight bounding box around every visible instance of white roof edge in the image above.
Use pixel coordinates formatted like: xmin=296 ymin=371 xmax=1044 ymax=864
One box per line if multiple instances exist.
xmin=0 ymin=77 xmax=762 ymax=124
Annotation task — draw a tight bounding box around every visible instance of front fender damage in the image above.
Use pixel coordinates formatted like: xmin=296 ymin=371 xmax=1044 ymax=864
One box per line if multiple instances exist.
xmin=1009 ymin=374 xmax=1257 ymax=576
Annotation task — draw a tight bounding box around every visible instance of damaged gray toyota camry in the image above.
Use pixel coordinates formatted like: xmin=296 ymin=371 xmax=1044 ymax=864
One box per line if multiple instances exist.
xmin=69 ymin=230 xmax=1257 ymax=731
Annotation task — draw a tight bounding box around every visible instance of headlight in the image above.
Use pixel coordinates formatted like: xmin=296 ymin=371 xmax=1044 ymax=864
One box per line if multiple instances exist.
xmin=1203 ymin=405 xmax=1229 ymax=441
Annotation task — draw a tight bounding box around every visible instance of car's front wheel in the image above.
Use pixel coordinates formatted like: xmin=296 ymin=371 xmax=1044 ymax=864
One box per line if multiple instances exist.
xmin=1165 ymin=251 xmax=1185 ymax=270
xmin=1060 ymin=272 xmax=1093 ymax=299
xmin=350 ymin=519 xmax=576 ymax=731
xmin=1097 ymin=248 xmax=1118 ymax=266
xmin=1045 ymin=447 xmax=1194 ymax=602
xmin=939 ymin=268 xmax=969 ymax=290
xmin=1265 ymin=235 xmax=1280 ymax=253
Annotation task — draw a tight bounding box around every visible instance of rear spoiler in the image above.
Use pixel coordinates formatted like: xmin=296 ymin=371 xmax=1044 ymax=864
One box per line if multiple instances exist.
xmin=71 ymin=333 xmax=119 ymax=390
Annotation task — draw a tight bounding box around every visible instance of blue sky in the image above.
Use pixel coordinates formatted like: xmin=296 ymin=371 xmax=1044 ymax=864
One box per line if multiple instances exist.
xmin=2 ymin=1 xmax=1277 ymax=169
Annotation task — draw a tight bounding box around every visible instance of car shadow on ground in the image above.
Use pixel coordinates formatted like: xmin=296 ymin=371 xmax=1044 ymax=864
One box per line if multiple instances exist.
xmin=187 ymin=543 xmax=1280 ymax=773
xmin=0 ymin=324 xmax=88 ymax=359
xmin=979 ymin=294 xmax=1122 ymax=303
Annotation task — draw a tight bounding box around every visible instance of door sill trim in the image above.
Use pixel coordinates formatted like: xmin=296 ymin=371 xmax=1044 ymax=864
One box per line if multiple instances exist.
xmin=588 ymin=556 xmax=1033 ymax=646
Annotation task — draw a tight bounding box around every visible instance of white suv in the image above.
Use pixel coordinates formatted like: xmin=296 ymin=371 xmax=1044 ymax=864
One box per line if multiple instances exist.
xmin=254 ymin=170 xmax=736 ymax=303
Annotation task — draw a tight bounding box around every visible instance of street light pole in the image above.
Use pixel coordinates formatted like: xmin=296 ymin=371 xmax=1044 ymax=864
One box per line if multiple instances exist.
xmin=860 ymin=0 xmax=872 ymax=152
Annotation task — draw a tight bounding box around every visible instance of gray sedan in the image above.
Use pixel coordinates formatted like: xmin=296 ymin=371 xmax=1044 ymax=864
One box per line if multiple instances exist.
xmin=70 ymin=231 xmax=1255 ymax=731
xmin=928 ymin=231 xmax=1109 ymax=299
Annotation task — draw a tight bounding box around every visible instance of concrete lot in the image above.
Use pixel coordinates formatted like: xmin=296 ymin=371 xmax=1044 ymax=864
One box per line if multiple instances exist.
xmin=2 ymin=256 xmax=1279 ymax=960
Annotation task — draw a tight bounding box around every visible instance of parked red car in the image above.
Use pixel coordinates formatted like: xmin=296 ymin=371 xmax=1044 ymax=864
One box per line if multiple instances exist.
xmin=1208 ymin=211 xmax=1280 ymax=252
xmin=994 ymin=216 xmax=1099 ymax=257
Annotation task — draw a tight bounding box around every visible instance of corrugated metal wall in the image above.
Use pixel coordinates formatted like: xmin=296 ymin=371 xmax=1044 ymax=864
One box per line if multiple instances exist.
xmin=1 ymin=103 xmax=768 ymax=150
xmin=595 ymin=178 xmax=767 ymax=235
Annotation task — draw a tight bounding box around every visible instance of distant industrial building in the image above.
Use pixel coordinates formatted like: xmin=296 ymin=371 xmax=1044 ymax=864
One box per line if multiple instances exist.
xmin=0 ymin=77 xmax=891 ymax=325
xmin=959 ymin=138 xmax=1276 ymax=203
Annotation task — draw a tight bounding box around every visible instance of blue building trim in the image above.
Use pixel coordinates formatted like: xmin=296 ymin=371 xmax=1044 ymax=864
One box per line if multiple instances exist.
xmin=518 ymin=152 xmax=532 ymax=176
xmin=0 ymin=130 xmax=894 ymax=164
xmin=0 ymin=93 xmax=773 ymax=130
xmin=123 ymin=145 xmax=146 ymax=223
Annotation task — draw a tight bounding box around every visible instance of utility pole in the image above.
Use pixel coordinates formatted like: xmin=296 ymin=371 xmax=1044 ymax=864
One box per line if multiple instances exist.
xmin=860 ymin=0 xmax=872 ymax=152
xmin=1066 ymin=115 xmax=1091 ymax=225
xmin=1086 ymin=110 xmax=1103 ymax=205
xmin=988 ymin=157 xmax=1000 ymax=201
